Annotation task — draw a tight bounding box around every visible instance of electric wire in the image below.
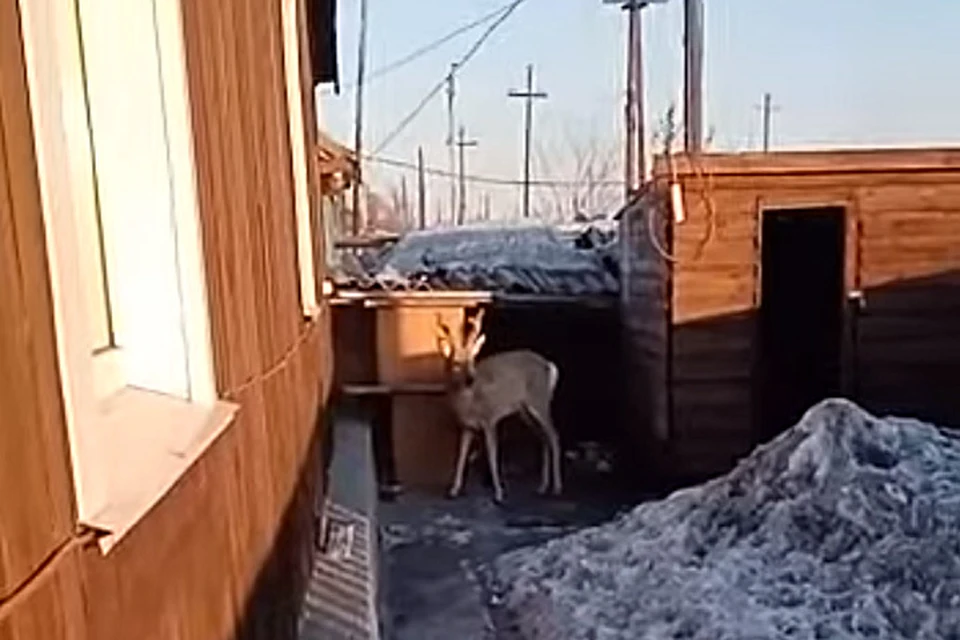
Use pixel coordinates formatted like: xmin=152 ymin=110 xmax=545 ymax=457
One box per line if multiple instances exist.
xmin=339 ymin=1 xmax=517 ymax=91
xmin=372 ymin=0 xmax=531 ymax=154
xmin=364 ymin=152 xmax=624 ymax=187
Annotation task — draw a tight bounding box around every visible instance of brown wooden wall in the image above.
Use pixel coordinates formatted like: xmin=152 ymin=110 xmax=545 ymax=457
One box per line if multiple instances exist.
xmin=619 ymin=191 xmax=671 ymax=478
xmin=0 ymin=0 xmax=78 ymax=604
xmin=0 ymin=0 xmax=333 ymax=637
xmin=649 ymin=150 xmax=960 ymax=478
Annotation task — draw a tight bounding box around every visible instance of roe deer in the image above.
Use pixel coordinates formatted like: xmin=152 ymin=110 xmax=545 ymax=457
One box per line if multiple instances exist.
xmin=435 ymin=308 xmax=562 ymax=503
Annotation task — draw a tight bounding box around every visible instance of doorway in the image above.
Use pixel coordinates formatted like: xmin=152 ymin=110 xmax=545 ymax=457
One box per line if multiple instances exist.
xmin=758 ymin=206 xmax=846 ymax=442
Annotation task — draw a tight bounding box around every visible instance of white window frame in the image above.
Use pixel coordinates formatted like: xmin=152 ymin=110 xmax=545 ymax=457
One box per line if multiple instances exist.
xmin=281 ymin=0 xmax=323 ymax=315
xmin=19 ymin=0 xmax=236 ymax=553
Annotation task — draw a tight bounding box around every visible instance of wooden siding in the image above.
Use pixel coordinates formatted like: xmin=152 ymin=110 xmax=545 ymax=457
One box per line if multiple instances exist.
xmin=650 ymin=149 xmax=960 ymax=478
xmin=0 ymin=0 xmax=77 ymax=601
xmin=853 ymin=181 xmax=960 ymax=427
xmin=0 ymin=0 xmax=333 ymax=638
xmin=619 ymin=191 xmax=670 ymax=477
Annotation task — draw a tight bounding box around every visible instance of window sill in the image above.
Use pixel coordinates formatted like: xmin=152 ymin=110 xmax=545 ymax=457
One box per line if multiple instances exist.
xmin=80 ymin=386 xmax=238 ymax=554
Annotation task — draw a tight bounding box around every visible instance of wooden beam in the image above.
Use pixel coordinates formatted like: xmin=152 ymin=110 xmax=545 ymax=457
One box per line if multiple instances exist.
xmin=654 ymin=147 xmax=960 ymax=179
xmin=340 ymin=383 xmax=446 ymax=397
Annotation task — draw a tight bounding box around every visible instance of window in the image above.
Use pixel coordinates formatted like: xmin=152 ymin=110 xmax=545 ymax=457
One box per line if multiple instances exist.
xmin=78 ymin=0 xmax=204 ymax=400
xmin=19 ymin=0 xmax=234 ymax=552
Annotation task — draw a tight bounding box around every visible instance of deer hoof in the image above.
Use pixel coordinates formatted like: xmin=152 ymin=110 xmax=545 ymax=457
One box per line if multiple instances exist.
xmin=536 ymin=484 xmax=550 ymax=496
xmin=447 ymin=488 xmax=462 ymax=500
xmin=492 ymin=493 xmax=505 ymax=506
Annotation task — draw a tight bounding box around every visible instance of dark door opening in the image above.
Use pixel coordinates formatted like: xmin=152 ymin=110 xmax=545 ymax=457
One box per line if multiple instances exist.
xmin=758 ymin=206 xmax=846 ymax=442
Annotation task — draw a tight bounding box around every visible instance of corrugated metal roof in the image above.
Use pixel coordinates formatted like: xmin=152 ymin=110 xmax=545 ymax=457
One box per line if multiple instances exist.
xmin=333 ymin=223 xmax=619 ymax=297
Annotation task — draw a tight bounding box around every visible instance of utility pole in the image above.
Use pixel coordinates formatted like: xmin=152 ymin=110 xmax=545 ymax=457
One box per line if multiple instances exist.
xmin=508 ymin=64 xmax=548 ymax=219
xmin=483 ymin=193 xmax=491 ymax=221
xmin=446 ymin=64 xmax=458 ymax=226
xmin=400 ymin=176 xmax=409 ymax=226
xmin=605 ymin=1 xmax=664 ymax=199
xmin=683 ymin=0 xmax=704 ymax=153
xmin=351 ymin=0 xmax=369 ymax=235
xmin=755 ymin=92 xmax=781 ymax=152
xmin=455 ymin=126 xmax=478 ymax=225
xmin=625 ymin=2 xmax=647 ymax=195
xmin=417 ymin=146 xmax=427 ymax=229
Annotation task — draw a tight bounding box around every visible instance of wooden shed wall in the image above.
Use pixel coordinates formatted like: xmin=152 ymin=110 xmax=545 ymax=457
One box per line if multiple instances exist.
xmin=619 ymin=193 xmax=671 ymax=477
xmin=656 ymin=150 xmax=960 ymax=478
xmin=0 ymin=0 xmax=333 ymax=638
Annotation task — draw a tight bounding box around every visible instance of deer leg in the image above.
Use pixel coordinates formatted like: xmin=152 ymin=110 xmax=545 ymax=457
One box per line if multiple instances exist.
xmin=538 ymin=439 xmax=551 ymax=495
xmin=482 ymin=426 xmax=505 ymax=504
xmin=547 ymin=426 xmax=563 ymax=496
xmin=528 ymin=407 xmax=563 ymax=496
xmin=524 ymin=406 xmax=561 ymax=496
xmin=448 ymin=429 xmax=474 ymax=498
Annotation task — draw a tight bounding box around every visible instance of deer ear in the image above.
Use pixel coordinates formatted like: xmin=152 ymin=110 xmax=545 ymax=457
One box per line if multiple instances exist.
xmin=469 ymin=333 xmax=486 ymax=360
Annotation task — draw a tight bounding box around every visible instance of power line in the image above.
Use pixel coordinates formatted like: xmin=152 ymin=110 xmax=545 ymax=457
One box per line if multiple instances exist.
xmin=372 ymin=0 xmax=531 ymax=154
xmin=364 ymin=153 xmax=625 ymax=188
xmin=339 ymin=2 xmax=515 ymax=91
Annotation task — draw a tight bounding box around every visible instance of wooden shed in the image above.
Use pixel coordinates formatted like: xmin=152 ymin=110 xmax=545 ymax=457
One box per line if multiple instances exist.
xmin=621 ymin=148 xmax=960 ymax=482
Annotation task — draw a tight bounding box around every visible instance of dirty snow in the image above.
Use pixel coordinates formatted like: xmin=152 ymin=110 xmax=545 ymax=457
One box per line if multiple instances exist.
xmin=493 ymin=399 xmax=960 ymax=640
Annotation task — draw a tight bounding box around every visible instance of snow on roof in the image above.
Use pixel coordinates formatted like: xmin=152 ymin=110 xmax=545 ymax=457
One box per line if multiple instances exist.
xmin=335 ymin=222 xmax=619 ymax=297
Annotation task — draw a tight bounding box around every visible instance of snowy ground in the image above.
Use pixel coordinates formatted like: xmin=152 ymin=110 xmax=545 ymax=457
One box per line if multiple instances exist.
xmin=492 ymin=399 xmax=960 ymax=640
xmin=379 ymin=487 xmax=633 ymax=639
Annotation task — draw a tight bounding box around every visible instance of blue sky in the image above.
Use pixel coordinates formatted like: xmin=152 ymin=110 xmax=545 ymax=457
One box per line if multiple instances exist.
xmin=319 ymin=0 xmax=960 ymax=220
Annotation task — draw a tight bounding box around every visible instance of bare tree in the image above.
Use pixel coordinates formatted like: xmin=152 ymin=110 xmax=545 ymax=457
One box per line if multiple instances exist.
xmin=534 ymin=126 xmax=621 ymax=222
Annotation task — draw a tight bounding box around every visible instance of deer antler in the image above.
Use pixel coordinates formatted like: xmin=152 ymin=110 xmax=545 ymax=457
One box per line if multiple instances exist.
xmin=436 ymin=313 xmax=453 ymax=338
xmin=436 ymin=314 xmax=455 ymax=358
xmin=464 ymin=308 xmax=486 ymax=347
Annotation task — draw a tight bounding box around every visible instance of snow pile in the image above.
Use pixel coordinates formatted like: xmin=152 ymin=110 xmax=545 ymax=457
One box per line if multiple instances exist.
xmin=493 ymin=399 xmax=960 ymax=640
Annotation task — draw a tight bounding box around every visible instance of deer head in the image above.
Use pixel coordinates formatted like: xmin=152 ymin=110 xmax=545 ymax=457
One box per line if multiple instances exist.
xmin=436 ymin=308 xmax=487 ymax=387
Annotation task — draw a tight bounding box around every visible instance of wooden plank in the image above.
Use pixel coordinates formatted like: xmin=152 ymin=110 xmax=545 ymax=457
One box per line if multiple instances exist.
xmin=391 ymin=396 xmax=458 ymax=490
xmin=672 ymin=321 xmax=754 ymax=357
xmin=0 ymin=544 xmax=85 ymax=640
xmin=375 ymin=306 xmax=462 ymax=385
xmin=673 ymin=230 xmax=758 ymax=268
xmin=861 ymin=234 xmax=960 ymax=253
xmin=0 ymin=0 xmax=76 ymax=600
xmin=858 ymin=313 xmax=960 ymax=340
xmin=859 ymin=250 xmax=960 ymax=287
xmin=860 ymin=211 xmax=960 ymax=237
xmin=858 ymin=341 xmax=960 ymax=366
xmin=658 ymin=148 xmax=960 ymax=179
xmin=673 ymin=271 xmax=755 ymax=324
xmin=858 ymin=184 xmax=960 ymax=213
xmin=672 ymin=318 xmax=754 ymax=382
xmin=673 ymin=380 xmax=753 ymax=416
xmin=340 ymin=383 xmax=447 ymax=396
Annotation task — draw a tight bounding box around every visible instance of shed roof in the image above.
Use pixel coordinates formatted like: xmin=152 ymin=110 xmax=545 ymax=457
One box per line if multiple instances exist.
xmin=332 ymin=223 xmax=619 ymax=297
